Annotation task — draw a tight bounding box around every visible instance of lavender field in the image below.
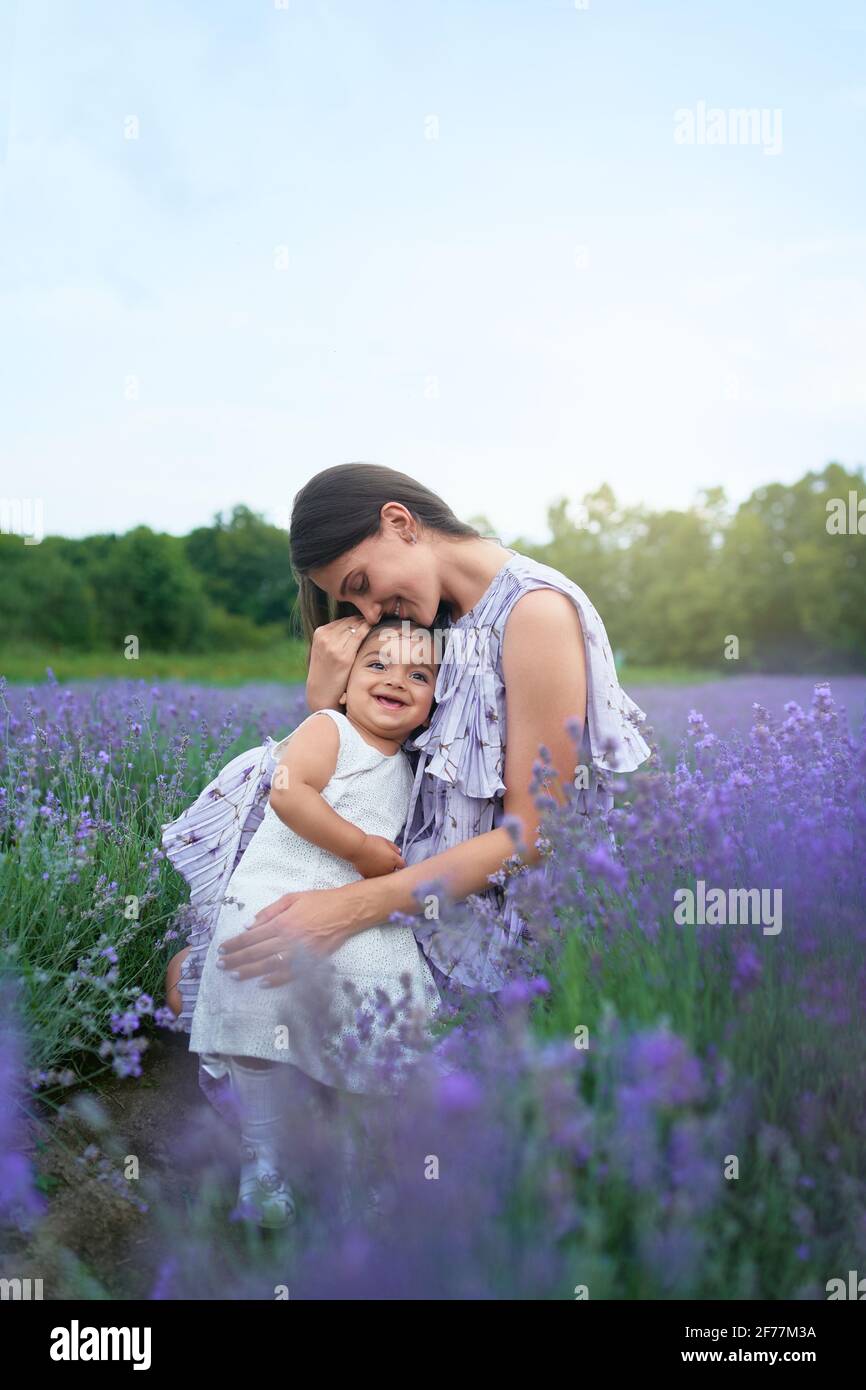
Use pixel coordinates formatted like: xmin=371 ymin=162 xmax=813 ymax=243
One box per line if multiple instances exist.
xmin=1 ymin=671 xmax=865 ymax=1299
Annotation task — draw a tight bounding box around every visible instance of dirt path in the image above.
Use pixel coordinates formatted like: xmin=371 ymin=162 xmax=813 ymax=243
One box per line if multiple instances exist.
xmin=2 ymin=1030 xmax=221 ymax=1300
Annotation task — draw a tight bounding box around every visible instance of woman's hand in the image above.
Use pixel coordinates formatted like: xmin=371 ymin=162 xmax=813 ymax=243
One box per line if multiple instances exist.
xmin=216 ymin=883 xmax=369 ymax=987
xmin=306 ymin=615 xmax=372 ymax=711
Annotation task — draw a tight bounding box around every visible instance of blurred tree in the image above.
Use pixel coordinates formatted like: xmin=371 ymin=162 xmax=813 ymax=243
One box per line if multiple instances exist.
xmin=1 ymin=468 xmax=862 ymax=667
xmin=94 ymin=526 xmax=210 ymax=652
xmin=0 ymin=535 xmax=98 ymax=646
xmin=618 ymin=509 xmax=724 ymax=666
xmin=186 ymin=504 xmax=298 ymax=632
xmin=721 ymin=463 xmax=865 ymax=669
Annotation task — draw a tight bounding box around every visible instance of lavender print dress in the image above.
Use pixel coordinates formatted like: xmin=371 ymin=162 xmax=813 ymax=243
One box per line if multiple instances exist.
xmin=162 ymin=547 xmax=650 ymax=1123
xmin=393 ymin=548 xmax=652 ymax=992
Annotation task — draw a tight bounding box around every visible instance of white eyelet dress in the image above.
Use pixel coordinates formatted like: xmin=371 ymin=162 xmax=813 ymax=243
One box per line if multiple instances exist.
xmin=187 ymin=708 xmax=441 ymax=1094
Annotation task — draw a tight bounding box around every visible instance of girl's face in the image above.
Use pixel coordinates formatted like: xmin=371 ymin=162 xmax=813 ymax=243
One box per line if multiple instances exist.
xmin=308 ymin=521 xmax=441 ymax=628
xmin=341 ymin=626 xmax=438 ymax=739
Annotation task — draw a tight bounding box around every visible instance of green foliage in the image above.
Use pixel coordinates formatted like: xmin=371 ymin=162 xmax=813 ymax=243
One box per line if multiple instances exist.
xmin=1 ymin=467 xmax=863 ymax=669
xmin=185 ymin=504 xmax=298 ymax=629
xmin=722 ymin=464 xmax=866 ymax=668
xmin=513 ymin=463 xmax=865 ymax=671
xmin=0 ymin=537 xmax=99 ymax=646
xmin=95 ymin=527 xmax=211 ymax=651
xmin=0 ymin=505 xmax=301 ymax=657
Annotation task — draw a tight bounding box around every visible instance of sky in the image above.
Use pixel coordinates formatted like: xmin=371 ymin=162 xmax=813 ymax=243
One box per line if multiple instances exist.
xmin=1 ymin=0 xmax=865 ymax=544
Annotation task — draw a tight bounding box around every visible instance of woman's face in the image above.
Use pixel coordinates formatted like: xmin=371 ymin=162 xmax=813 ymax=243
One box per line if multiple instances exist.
xmin=308 ymin=525 xmax=441 ymax=627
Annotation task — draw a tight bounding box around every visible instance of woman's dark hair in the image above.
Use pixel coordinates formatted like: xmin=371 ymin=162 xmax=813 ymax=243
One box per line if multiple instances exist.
xmin=289 ymin=463 xmax=483 ymax=649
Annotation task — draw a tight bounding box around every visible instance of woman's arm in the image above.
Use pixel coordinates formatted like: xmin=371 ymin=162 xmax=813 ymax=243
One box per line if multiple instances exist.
xmin=352 ymin=586 xmax=589 ymax=923
xmin=219 ymin=589 xmax=587 ymax=980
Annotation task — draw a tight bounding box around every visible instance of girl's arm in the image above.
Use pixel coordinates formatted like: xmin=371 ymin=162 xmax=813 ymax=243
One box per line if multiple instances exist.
xmin=271 ymin=715 xmax=403 ymax=875
xmin=220 ymin=590 xmax=587 ymax=975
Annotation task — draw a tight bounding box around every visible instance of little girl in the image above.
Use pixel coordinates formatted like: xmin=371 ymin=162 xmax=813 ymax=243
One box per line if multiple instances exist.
xmin=164 ymin=617 xmax=441 ymax=1228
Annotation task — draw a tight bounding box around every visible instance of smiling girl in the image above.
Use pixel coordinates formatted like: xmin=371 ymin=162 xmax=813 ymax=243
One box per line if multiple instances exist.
xmin=169 ymin=615 xmax=441 ymax=1227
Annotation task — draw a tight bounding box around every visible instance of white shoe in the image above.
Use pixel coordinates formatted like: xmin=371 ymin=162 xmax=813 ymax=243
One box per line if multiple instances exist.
xmin=235 ymin=1142 xmax=296 ymax=1230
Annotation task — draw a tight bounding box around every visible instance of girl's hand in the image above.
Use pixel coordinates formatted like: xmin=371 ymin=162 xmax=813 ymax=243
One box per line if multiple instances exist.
xmin=350 ymin=834 xmax=405 ymax=878
xmin=306 ymin=616 xmax=372 ymax=711
xmin=216 ymin=883 xmax=368 ymax=987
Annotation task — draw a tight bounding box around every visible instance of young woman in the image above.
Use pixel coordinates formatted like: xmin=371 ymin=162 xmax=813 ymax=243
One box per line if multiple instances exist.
xmin=215 ymin=462 xmax=651 ymax=998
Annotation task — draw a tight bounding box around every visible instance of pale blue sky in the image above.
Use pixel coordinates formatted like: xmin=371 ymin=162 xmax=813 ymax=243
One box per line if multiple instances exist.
xmin=1 ymin=0 xmax=865 ymax=542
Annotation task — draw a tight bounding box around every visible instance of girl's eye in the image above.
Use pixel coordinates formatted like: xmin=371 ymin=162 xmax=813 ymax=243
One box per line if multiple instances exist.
xmin=352 ymin=578 xmax=368 ymax=595
xmin=366 ymin=661 xmax=428 ymax=682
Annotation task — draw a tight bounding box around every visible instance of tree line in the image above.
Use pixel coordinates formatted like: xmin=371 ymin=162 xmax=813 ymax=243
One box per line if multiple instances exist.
xmin=1 ymin=463 xmax=863 ymax=671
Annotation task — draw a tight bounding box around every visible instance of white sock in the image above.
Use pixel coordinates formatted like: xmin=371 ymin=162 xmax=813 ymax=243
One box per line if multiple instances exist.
xmin=227 ymin=1056 xmax=286 ymax=1176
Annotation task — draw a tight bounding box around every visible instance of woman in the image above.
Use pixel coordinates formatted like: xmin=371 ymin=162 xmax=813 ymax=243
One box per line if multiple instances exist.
xmin=216 ymin=462 xmax=651 ymax=998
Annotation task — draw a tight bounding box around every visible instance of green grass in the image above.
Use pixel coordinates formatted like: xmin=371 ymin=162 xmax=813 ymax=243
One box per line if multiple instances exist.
xmin=0 ymin=641 xmax=311 ymax=685
xmin=0 ymin=642 xmax=721 ymax=687
xmin=617 ymin=665 xmax=724 ymax=686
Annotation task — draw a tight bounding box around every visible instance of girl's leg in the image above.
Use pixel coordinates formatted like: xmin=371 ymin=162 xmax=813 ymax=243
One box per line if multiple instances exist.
xmin=164 ymin=947 xmax=190 ymax=1018
xmin=227 ymin=1055 xmax=296 ymax=1229
xmin=331 ymin=1086 xmax=389 ymax=1224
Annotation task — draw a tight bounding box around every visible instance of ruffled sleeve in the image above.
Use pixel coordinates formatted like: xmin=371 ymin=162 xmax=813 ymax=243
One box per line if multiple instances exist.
xmin=504 ymin=567 xmax=651 ymax=775
xmin=399 ymin=552 xmax=651 ymax=995
xmin=160 ymin=738 xmax=277 ymax=1031
xmin=407 ymin=626 xmax=507 ymax=800
xmin=406 ymin=561 xmax=651 ymax=802
xmin=554 ymin=577 xmax=652 ymax=774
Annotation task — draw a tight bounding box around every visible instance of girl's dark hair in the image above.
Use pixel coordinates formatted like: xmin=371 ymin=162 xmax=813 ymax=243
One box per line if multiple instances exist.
xmin=360 ymin=615 xmax=438 ymax=650
xmin=289 ymin=463 xmax=483 ymax=649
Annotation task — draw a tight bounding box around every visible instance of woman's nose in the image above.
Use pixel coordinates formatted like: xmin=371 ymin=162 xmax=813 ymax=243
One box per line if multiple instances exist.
xmin=354 ymin=599 xmax=383 ymax=624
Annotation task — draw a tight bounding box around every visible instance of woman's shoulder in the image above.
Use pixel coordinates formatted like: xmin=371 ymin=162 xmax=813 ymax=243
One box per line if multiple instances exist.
xmin=500 ymin=553 xmax=652 ymax=772
xmin=489 ymin=552 xmax=614 ymax=656
xmin=449 ymin=548 xmax=599 ymax=629
xmin=427 ymin=547 xmax=651 ymax=780
xmin=502 ymin=551 xmax=598 ymax=612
